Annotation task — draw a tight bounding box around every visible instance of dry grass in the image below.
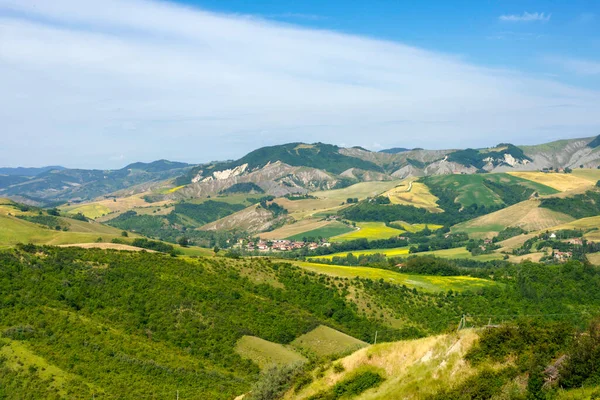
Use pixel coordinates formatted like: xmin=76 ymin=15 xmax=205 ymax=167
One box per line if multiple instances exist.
xmin=62 ymin=194 xmax=173 ymax=221
xmin=287 ymin=330 xmax=480 ymax=400
xmin=508 ymin=252 xmax=546 ymax=263
xmin=453 ymin=199 xmax=574 ymax=239
xmin=586 ymin=253 xmax=600 ymax=265
xmin=508 ymin=171 xmax=595 ymax=192
xmin=383 ymin=181 xmax=442 ymax=212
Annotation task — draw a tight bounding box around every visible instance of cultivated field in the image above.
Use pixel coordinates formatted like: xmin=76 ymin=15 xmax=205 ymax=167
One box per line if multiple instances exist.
xmin=290 ymin=326 xmax=367 ymax=357
xmin=293 ymin=261 xmax=497 ymax=292
xmin=508 ymin=171 xmax=596 ymax=192
xmin=392 ymin=222 xmax=443 ymax=233
xmin=235 ymin=336 xmax=306 ymax=369
xmin=330 ymin=222 xmax=404 ymax=242
xmin=63 ymin=194 xmax=172 ymax=220
xmin=383 ymin=181 xmax=442 ymax=212
xmin=286 ymin=221 xmax=354 ymax=241
xmin=311 ymin=247 xmax=411 ymax=260
xmin=259 ymin=218 xmax=332 ymax=240
xmin=311 ymin=246 xmax=502 ymax=262
xmin=453 ymin=199 xmax=574 ymax=239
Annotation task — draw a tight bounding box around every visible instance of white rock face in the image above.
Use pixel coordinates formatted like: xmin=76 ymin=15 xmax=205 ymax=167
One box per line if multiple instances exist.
xmin=212 ymin=163 xmax=248 ymax=180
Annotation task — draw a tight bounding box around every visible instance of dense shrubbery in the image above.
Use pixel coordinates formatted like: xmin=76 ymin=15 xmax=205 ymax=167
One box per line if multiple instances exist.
xmin=173 ymin=200 xmax=245 ymax=225
xmin=540 ymin=189 xmax=600 ymax=219
xmin=130 ymin=238 xmax=179 ymax=254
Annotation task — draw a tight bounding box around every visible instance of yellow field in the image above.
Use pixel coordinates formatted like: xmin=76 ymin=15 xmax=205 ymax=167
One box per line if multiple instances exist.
xmin=383 ymin=180 xmax=442 ymax=212
xmin=392 ymin=222 xmax=443 ymax=233
xmin=586 ymin=253 xmax=600 ymax=265
xmin=235 ymin=336 xmax=306 ymax=370
xmin=313 ymin=181 xmax=402 ymax=202
xmin=293 ymin=261 xmax=497 ymax=292
xmin=330 ymin=222 xmax=404 ymax=242
xmin=312 ymin=247 xmax=411 ymax=260
xmin=453 ymin=199 xmax=574 ymax=239
xmin=508 ymin=171 xmax=596 ymax=192
xmin=259 ymin=218 xmax=331 ymax=240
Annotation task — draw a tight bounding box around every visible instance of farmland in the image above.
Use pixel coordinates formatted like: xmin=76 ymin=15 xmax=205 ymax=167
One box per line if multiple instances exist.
xmin=330 ymin=222 xmax=404 ymax=242
xmin=383 ymin=180 xmax=442 ymax=212
xmin=453 ymin=199 xmax=574 ymax=238
xmin=293 ymin=261 xmax=498 ymax=292
xmin=286 ymin=221 xmax=354 ymax=241
xmin=310 ymin=246 xmax=503 ymax=262
xmin=508 ymin=171 xmax=596 ymax=192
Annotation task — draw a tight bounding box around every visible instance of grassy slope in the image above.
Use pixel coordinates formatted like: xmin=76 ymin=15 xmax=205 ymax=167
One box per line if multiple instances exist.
xmin=330 ymin=222 xmax=404 ymax=242
xmin=291 ymin=325 xmax=368 ymax=357
xmin=453 ymin=199 xmax=574 ymax=239
xmin=293 ymin=261 xmax=497 ymax=292
xmin=383 ymin=181 xmax=442 ymax=212
xmin=235 ymin=336 xmax=306 ymax=369
xmin=286 ymin=330 xmax=480 ymax=400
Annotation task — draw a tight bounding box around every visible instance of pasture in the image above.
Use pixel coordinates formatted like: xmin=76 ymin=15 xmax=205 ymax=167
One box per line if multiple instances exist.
xmin=286 ymin=221 xmax=354 ymax=241
xmin=293 ymin=261 xmax=498 ymax=292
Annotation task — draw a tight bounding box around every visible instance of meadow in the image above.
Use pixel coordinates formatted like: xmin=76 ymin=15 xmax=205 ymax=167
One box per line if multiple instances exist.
xmin=383 ymin=180 xmax=442 ymax=212
xmin=290 ymin=325 xmax=367 ymax=357
xmin=508 ymin=171 xmax=596 ymax=192
xmin=235 ymin=336 xmax=306 ymax=369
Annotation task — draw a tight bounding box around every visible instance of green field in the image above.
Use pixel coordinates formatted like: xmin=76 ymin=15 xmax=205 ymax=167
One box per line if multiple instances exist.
xmin=290 ymin=325 xmax=367 ymax=357
xmin=235 ymin=336 xmax=306 ymax=369
xmin=286 ymin=221 xmax=354 ymax=241
xmin=294 ymin=261 xmax=497 ymax=292
xmin=63 ymin=203 xmax=112 ymax=219
xmin=311 ymin=246 xmax=502 ymax=262
xmin=330 ymin=222 xmax=404 ymax=242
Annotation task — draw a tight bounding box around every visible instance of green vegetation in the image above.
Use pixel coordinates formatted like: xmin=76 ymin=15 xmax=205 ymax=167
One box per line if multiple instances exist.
xmin=220 ymin=182 xmax=264 ymax=194
xmin=308 ymin=370 xmax=384 ymax=399
xmin=330 ymin=222 xmax=404 ymax=242
xmin=540 ymin=189 xmax=600 ymax=219
xmin=447 ymin=144 xmax=531 ymax=169
xmin=235 ymin=336 xmax=307 ymax=369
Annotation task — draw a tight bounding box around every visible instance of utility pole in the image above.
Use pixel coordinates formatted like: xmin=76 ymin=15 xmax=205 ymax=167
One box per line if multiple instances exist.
xmin=177 ymin=390 xmax=179 ymax=400
xmin=374 ymin=330 xmax=378 ymax=345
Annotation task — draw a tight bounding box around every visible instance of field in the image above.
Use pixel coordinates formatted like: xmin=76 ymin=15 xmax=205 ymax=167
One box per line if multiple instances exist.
xmin=290 ymin=325 xmax=367 ymax=357
xmin=293 ymin=261 xmax=498 ymax=292
xmin=383 ymin=180 xmax=442 ymax=212
xmin=508 ymin=171 xmax=596 ymax=192
xmin=311 ymin=246 xmax=502 ymax=262
xmin=391 ymin=222 xmax=443 ymax=233
xmin=235 ymin=336 xmax=306 ymax=369
xmin=286 ymin=221 xmax=354 ymax=241
xmin=330 ymin=222 xmax=404 ymax=242
xmin=531 ymin=215 xmax=600 ymax=242
xmin=453 ymin=199 xmax=574 ymax=239
xmin=62 ymin=194 xmax=172 ymax=220
xmin=0 ymin=214 xmax=132 ymax=247
xmin=570 ymin=168 xmax=600 ymax=182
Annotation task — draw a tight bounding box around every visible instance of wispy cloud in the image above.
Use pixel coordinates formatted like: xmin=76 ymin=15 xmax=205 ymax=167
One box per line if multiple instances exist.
xmin=268 ymin=12 xmax=326 ymax=21
xmin=0 ymin=0 xmax=597 ymax=168
xmin=546 ymin=56 xmax=600 ymax=76
xmin=499 ymin=12 xmax=551 ymax=22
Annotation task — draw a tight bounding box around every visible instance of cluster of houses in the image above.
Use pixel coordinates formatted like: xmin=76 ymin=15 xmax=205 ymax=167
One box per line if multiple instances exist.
xmin=240 ymin=239 xmax=332 ymax=252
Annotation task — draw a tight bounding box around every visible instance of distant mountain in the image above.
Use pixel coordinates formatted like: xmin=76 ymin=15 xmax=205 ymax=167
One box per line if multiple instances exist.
xmin=0 ymin=165 xmax=65 ymax=176
xmin=0 ymin=160 xmax=193 ymax=205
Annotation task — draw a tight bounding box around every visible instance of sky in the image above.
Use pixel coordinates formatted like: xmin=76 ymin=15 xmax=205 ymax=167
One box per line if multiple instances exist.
xmin=0 ymin=0 xmax=599 ymax=168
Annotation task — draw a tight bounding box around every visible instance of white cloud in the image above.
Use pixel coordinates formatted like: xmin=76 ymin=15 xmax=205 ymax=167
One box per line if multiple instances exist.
xmin=499 ymin=12 xmax=551 ymax=22
xmin=0 ymin=0 xmax=597 ymax=168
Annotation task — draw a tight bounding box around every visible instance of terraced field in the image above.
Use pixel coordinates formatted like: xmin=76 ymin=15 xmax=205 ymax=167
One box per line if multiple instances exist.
xmin=508 ymin=171 xmax=596 ymax=192
xmin=330 ymin=222 xmax=404 ymax=242
xmin=383 ymin=181 xmax=442 ymax=212
xmin=293 ymin=261 xmax=498 ymax=292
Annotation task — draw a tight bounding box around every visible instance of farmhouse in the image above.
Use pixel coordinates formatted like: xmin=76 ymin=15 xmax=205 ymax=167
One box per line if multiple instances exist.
xmin=553 ymin=250 xmax=572 ymax=262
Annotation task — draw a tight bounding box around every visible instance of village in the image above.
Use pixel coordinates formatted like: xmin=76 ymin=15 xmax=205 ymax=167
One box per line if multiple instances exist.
xmin=235 ymin=238 xmax=332 ymax=252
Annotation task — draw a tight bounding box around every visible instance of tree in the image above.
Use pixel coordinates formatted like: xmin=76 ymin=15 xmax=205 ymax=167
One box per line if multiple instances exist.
xmin=213 ymin=246 xmax=220 ymax=254
xmin=178 ymin=236 xmax=190 ymax=247
xmin=121 ymin=231 xmax=129 ymax=237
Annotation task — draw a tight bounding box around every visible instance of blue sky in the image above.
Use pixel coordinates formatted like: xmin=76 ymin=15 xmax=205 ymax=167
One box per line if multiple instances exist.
xmin=0 ymin=0 xmax=599 ymax=168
